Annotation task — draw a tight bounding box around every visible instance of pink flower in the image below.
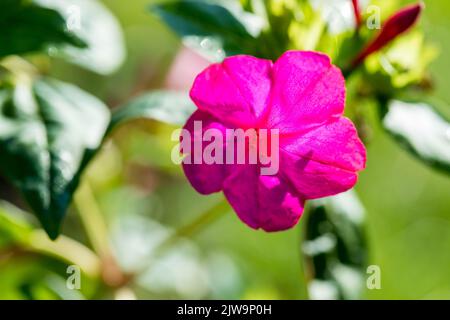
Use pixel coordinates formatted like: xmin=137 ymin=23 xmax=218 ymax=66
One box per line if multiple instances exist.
xmin=182 ymin=51 xmax=366 ymax=232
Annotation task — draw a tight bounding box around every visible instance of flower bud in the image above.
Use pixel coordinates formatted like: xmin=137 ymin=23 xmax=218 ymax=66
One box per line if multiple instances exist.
xmin=352 ymin=2 xmax=424 ymax=68
xmin=352 ymin=0 xmax=362 ymax=28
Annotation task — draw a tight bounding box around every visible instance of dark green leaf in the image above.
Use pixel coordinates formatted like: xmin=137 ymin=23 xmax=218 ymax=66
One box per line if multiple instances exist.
xmin=150 ymin=0 xmax=257 ymax=58
xmin=0 ymin=78 xmax=110 ymax=239
xmin=109 ymin=90 xmax=196 ymax=133
xmin=303 ymin=190 xmax=368 ymax=300
xmin=34 ymin=0 xmax=125 ymax=74
xmin=382 ymin=99 xmax=450 ymax=174
xmin=0 ymin=0 xmax=86 ymax=58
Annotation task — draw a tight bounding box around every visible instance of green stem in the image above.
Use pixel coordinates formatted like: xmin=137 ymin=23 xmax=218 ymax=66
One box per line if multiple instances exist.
xmin=73 ymin=180 xmax=111 ymax=258
xmin=27 ymin=230 xmax=101 ymax=278
xmin=74 ymin=179 xmax=130 ymax=287
xmin=0 ymin=56 xmax=37 ymax=84
xmin=159 ymin=199 xmax=229 ymax=253
xmin=176 ymin=200 xmax=229 ymax=237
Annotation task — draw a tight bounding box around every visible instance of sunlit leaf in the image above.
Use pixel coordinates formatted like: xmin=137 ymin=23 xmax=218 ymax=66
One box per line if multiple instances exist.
xmin=363 ymin=32 xmax=438 ymax=92
xmin=150 ymin=0 xmax=257 ymax=58
xmin=34 ymin=0 xmax=126 ymax=74
xmin=109 ymin=90 xmax=196 ymax=133
xmin=382 ymin=99 xmax=450 ymax=174
xmin=181 ymin=36 xmax=226 ymax=62
xmin=0 ymin=201 xmax=34 ymax=246
xmin=0 ymin=260 xmax=58 ymax=299
xmin=0 ymin=78 xmax=110 ymax=238
xmin=303 ymin=190 xmax=367 ymax=300
xmin=0 ymin=0 xmax=86 ymax=58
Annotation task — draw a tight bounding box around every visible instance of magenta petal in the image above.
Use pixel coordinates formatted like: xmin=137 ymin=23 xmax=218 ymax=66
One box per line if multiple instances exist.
xmin=190 ymin=55 xmax=273 ymax=127
xmin=181 ymin=110 xmax=229 ymax=194
xmin=282 ymin=117 xmax=366 ymax=171
xmin=280 ymin=117 xmax=366 ymax=199
xmin=223 ymin=165 xmax=305 ymax=231
xmin=267 ymin=51 xmax=345 ymax=134
xmin=281 ymin=154 xmax=359 ymax=199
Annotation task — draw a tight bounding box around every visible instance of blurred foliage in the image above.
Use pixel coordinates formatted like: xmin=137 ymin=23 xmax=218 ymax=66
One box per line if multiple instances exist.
xmin=35 ymin=0 xmax=126 ymax=74
xmin=0 ymin=0 xmax=449 ymax=300
xmin=304 ymin=190 xmax=367 ymax=300
xmin=151 ymin=1 xmax=260 ymax=60
xmin=110 ymin=90 xmax=196 ymax=132
xmin=381 ymin=97 xmax=450 ymax=174
xmin=0 ymin=0 xmax=86 ymax=58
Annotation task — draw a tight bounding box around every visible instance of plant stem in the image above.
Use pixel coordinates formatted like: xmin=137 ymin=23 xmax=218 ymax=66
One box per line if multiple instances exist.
xmin=28 ymin=230 xmax=101 ymax=278
xmin=177 ymin=200 xmax=229 ymax=236
xmin=0 ymin=56 xmax=38 ymax=84
xmin=159 ymin=199 xmax=229 ymax=253
xmin=74 ymin=179 xmax=128 ymax=287
xmin=73 ymin=180 xmax=110 ymax=258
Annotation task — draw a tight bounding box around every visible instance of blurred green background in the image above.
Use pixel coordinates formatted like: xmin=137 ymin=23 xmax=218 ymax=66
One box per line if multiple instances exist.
xmin=0 ymin=0 xmax=449 ymax=299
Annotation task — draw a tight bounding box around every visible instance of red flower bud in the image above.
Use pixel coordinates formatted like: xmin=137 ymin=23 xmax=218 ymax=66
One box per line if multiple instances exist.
xmin=352 ymin=0 xmax=362 ymax=28
xmin=352 ymin=2 xmax=424 ymax=68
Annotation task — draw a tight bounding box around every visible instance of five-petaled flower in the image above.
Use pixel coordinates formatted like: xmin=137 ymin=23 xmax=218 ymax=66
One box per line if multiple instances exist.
xmin=181 ymin=51 xmax=366 ymax=232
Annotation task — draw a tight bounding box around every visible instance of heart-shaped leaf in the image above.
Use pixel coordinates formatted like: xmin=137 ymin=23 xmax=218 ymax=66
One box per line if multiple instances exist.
xmin=382 ymin=99 xmax=450 ymax=174
xmin=0 ymin=78 xmax=110 ymax=239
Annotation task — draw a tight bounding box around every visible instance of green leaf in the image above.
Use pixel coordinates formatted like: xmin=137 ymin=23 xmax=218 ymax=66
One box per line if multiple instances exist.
xmin=0 ymin=0 xmax=86 ymax=58
xmin=303 ymin=190 xmax=368 ymax=300
xmin=0 ymin=201 xmax=34 ymax=246
xmin=34 ymin=0 xmax=126 ymax=74
xmin=109 ymin=90 xmax=196 ymax=133
xmin=150 ymin=0 xmax=257 ymax=59
xmin=0 ymin=78 xmax=110 ymax=239
xmin=382 ymin=98 xmax=450 ymax=174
